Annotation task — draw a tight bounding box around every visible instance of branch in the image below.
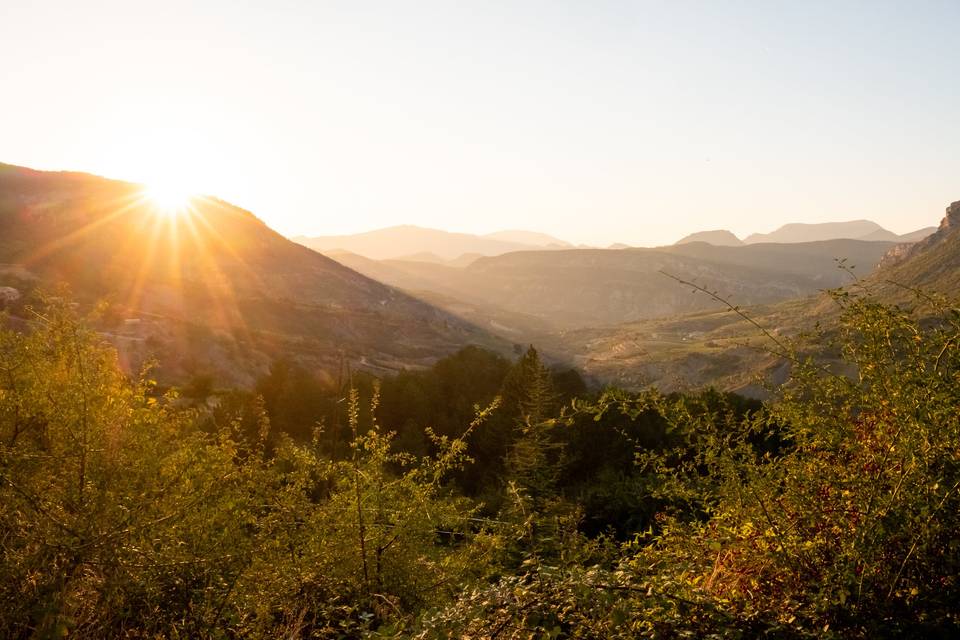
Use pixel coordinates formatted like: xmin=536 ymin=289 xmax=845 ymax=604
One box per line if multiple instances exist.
xmin=659 ymin=271 xmax=850 ymax=385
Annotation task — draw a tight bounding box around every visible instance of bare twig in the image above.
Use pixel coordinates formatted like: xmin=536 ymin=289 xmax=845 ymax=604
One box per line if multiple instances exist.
xmin=659 ymin=271 xmax=850 ymax=385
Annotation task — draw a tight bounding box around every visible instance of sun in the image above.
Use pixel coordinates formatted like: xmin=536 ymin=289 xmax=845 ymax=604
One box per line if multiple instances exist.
xmin=144 ymin=182 xmax=195 ymax=217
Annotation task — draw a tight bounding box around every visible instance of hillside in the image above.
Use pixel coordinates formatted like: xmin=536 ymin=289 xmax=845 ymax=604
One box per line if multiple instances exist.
xmin=330 ymin=240 xmax=896 ymax=332
xmin=660 ymin=239 xmax=894 ymax=280
xmin=899 ymin=226 xmax=939 ymax=242
xmin=323 ymin=250 xmax=467 ymax=300
xmin=857 ymin=227 xmax=902 ymax=242
xmin=323 ymin=250 xmax=552 ymax=338
xmin=0 ymin=163 xmax=504 ymax=385
xmin=463 ymin=245 xmax=897 ymax=328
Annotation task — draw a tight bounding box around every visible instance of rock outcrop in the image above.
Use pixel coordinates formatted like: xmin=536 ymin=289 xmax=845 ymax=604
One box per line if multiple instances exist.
xmin=919 ymin=200 xmax=960 ymax=247
xmin=878 ymin=242 xmax=915 ymax=269
xmin=929 ymin=200 xmax=960 ymax=239
xmin=883 ymin=201 xmax=960 ymax=267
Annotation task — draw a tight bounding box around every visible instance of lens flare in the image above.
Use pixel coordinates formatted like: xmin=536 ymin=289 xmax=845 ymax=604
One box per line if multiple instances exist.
xmin=144 ymin=182 xmax=194 ymax=217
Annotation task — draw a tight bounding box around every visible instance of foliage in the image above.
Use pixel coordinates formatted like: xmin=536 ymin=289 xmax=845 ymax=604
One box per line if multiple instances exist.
xmin=608 ymin=290 xmax=960 ymax=636
xmin=2 ymin=288 xmax=959 ymax=638
xmin=420 ymin=290 xmax=960 ymax=638
xmin=0 ymin=301 xmax=500 ymax=638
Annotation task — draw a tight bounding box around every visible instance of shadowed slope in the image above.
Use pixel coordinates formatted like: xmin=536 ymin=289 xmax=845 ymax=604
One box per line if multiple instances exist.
xmin=330 ymin=240 xmax=897 ymax=332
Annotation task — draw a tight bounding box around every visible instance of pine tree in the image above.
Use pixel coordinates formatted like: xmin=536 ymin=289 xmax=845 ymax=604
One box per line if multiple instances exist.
xmin=499 ymin=347 xmax=582 ymax=566
xmin=500 ymin=346 xmax=555 ymax=422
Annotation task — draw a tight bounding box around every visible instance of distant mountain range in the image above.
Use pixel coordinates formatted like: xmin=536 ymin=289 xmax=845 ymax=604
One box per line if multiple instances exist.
xmin=676 ymin=230 xmax=744 ymax=246
xmin=0 ymin=163 xmax=505 ymax=385
xmin=320 ymin=204 xmax=954 ymax=395
xmin=676 ymin=220 xmax=936 ymax=246
xmin=744 ymin=220 xmax=936 ymax=244
xmin=294 ymin=226 xmax=572 ymax=262
xmin=565 ymin=201 xmax=959 ymax=394
xmin=328 ymin=239 xmax=900 ymax=332
xmin=4 ymin=160 xmax=954 ymax=397
xmin=298 ymin=218 xmax=935 ymax=264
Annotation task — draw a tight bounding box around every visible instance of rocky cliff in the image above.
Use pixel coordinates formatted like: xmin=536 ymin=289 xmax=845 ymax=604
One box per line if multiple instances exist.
xmin=917 ymin=200 xmax=960 ymax=248
xmin=880 ymin=201 xmax=960 ymax=268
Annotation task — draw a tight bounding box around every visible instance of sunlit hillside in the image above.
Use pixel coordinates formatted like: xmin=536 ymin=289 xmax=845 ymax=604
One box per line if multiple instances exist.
xmin=0 ymin=163 xmax=505 ymax=385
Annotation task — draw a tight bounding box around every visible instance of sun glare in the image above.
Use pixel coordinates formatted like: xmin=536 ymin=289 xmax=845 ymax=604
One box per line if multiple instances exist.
xmin=144 ymin=182 xmax=195 ymax=217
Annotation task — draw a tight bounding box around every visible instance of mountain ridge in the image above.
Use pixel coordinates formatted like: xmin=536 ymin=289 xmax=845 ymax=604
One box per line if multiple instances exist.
xmin=675 ymin=220 xmax=936 ymax=247
xmin=744 ymin=219 xmax=935 ymax=245
xmin=328 ymin=239 xmax=899 ymax=333
xmin=557 ymin=200 xmax=957 ymax=395
xmin=744 ymin=219 xmax=884 ymax=243
xmin=295 ymin=225 xmax=570 ymax=261
xmin=675 ymin=230 xmax=744 ymax=246
xmin=0 ymin=162 xmax=506 ymax=385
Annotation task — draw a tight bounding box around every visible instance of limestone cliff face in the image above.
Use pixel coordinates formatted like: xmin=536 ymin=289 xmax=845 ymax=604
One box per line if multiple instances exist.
xmin=880 ymin=200 xmax=960 ymax=267
xmin=910 ymin=200 xmax=960 ymax=255
xmin=878 ymin=242 xmax=915 ymax=269
xmin=924 ymin=200 xmax=960 ymax=243
xmin=944 ymin=200 xmax=960 ymax=229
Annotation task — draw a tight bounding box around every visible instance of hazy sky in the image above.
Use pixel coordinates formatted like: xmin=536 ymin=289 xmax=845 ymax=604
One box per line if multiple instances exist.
xmin=2 ymin=1 xmax=958 ymax=246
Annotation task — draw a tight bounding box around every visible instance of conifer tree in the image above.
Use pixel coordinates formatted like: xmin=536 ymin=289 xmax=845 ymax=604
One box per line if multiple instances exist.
xmin=499 ymin=346 xmax=555 ymax=424
xmin=499 ymin=347 xmax=581 ymax=565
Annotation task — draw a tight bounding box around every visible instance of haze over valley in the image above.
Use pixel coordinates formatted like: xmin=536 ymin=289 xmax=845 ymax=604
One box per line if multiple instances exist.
xmin=1 ymin=160 xmax=953 ymax=396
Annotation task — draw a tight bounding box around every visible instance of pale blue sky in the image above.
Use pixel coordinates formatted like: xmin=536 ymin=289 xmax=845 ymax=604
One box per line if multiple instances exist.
xmin=1 ymin=1 xmax=957 ymax=246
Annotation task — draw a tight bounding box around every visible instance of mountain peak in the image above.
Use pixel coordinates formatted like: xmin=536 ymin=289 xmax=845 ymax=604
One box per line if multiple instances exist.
xmin=744 ymin=220 xmax=885 ymax=244
xmin=675 ymin=229 xmax=743 ymax=246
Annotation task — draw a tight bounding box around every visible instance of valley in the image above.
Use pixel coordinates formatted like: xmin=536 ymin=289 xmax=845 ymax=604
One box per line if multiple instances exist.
xmin=2 ymin=161 xmax=953 ymax=397
xmin=316 ymin=204 xmax=954 ymax=395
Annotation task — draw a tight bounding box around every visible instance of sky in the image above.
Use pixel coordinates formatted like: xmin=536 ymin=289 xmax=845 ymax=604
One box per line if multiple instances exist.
xmin=1 ymin=0 xmax=958 ymax=247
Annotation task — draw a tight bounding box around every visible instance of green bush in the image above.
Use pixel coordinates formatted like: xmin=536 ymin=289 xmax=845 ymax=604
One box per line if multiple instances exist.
xmin=2 ymin=289 xmax=958 ymax=638
xmin=0 ymin=302 xmax=501 ymax=638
